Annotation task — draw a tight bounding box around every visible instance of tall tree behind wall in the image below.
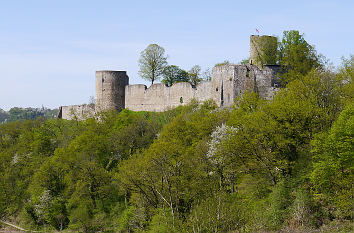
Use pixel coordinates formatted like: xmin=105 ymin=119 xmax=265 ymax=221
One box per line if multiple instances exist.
xmin=278 ymin=30 xmax=324 ymax=82
xmin=138 ymin=44 xmax=168 ymax=85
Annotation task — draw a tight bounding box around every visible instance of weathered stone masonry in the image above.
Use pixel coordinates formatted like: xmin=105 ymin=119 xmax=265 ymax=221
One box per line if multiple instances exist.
xmin=95 ymin=70 xmax=129 ymax=112
xmin=58 ymin=35 xmax=280 ymax=120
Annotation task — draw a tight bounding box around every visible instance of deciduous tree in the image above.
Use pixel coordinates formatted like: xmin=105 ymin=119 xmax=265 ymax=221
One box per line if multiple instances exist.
xmin=311 ymin=103 xmax=354 ymax=218
xmin=161 ymin=65 xmax=189 ymax=87
xmin=138 ymin=44 xmax=168 ymax=85
xmin=188 ymin=65 xmax=202 ymax=86
xmin=278 ymin=30 xmax=323 ymax=82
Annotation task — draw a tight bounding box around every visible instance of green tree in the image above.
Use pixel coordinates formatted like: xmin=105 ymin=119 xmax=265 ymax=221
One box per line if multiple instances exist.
xmin=138 ymin=44 xmax=168 ymax=84
xmin=278 ymin=30 xmax=323 ymax=82
xmin=202 ymin=68 xmax=212 ymax=81
xmin=311 ymin=104 xmax=354 ymax=219
xmin=161 ymin=65 xmax=189 ymax=87
xmin=187 ymin=193 xmax=248 ymax=232
xmin=118 ymin=101 xmax=228 ymax=228
xmin=337 ymin=55 xmax=354 ymax=105
xmin=188 ymin=65 xmax=202 ymax=86
xmin=47 ymin=197 xmax=69 ymax=231
xmin=240 ymin=58 xmax=249 ymax=64
xmin=225 ymin=93 xmax=287 ymax=186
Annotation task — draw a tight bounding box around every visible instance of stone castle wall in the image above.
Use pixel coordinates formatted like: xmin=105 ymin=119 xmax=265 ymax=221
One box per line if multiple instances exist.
xmin=125 ymin=82 xmax=202 ymax=112
xmin=58 ymin=104 xmax=95 ymax=120
xmin=125 ymin=81 xmax=211 ymax=112
xmin=58 ymin=35 xmax=280 ymax=119
xmin=58 ymin=63 xmax=280 ymax=119
xmin=124 ymin=64 xmax=279 ymax=112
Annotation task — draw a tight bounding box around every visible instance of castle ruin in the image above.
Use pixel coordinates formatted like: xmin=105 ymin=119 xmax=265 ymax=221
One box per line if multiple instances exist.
xmin=58 ymin=35 xmax=280 ymax=120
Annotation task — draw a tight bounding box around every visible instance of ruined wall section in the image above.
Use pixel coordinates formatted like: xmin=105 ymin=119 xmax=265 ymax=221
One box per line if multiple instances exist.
xmin=250 ymin=65 xmax=272 ymax=99
xmin=233 ymin=65 xmax=258 ymax=100
xmin=169 ymin=82 xmax=198 ymax=108
xmin=59 ymin=63 xmax=280 ymax=119
xmin=260 ymin=65 xmax=281 ymax=99
xmin=125 ymin=84 xmax=169 ymax=112
xmin=125 ymin=82 xmax=210 ymax=112
xmin=58 ymin=34 xmax=282 ymax=119
xmin=211 ymin=65 xmax=236 ymax=107
xmin=125 ymin=64 xmax=263 ymax=112
xmin=263 ymin=65 xmax=281 ymax=87
xmin=235 ymin=64 xmax=280 ymax=100
xmin=211 ymin=64 xmax=266 ymax=108
xmin=95 ymin=71 xmax=129 ymax=112
xmin=58 ymin=104 xmax=95 ymax=120
xmin=211 ymin=64 xmax=280 ymax=106
xmin=194 ymin=81 xmax=212 ymax=103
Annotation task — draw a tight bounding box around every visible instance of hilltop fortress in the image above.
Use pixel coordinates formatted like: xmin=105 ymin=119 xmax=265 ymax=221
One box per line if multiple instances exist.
xmin=58 ymin=35 xmax=281 ymax=120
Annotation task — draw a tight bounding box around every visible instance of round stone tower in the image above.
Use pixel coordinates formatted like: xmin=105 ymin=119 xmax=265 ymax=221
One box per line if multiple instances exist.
xmin=250 ymin=35 xmax=278 ymax=68
xmin=95 ymin=70 xmax=129 ymax=112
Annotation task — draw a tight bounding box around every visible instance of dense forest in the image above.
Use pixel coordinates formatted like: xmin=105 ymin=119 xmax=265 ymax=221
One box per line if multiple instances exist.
xmin=0 ymin=107 xmax=58 ymax=124
xmin=0 ymin=31 xmax=353 ymax=232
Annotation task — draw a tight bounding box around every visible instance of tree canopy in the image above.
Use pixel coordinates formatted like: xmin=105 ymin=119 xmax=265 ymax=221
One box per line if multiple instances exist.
xmin=138 ymin=44 xmax=168 ymax=84
xmin=0 ymin=33 xmax=353 ymax=233
xmin=278 ymin=30 xmax=324 ymax=82
xmin=161 ymin=65 xmax=189 ymax=87
xmin=187 ymin=65 xmax=202 ymax=86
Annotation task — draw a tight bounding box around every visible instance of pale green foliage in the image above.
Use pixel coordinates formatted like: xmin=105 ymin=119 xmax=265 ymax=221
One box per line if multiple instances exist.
xmin=113 ymin=205 xmax=146 ymax=232
xmin=188 ymin=65 xmax=202 ymax=86
xmin=214 ymin=60 xmax=230 ymax=67
xmin=202 ymin=67 xmax=212 ymax=81
xmin=138 ymin=44 xmax=168 ymax=84
xmin=267 ymin=179 xmax=292 ymax=229
xmin=240 ymin=58 xmax=249 ymax=64
xmin=187 ymin=193 xmax=248 ymax=232
xmin=337 ymin=55 xmax=354 ymax=105
xmin=147 ymin=208 xmax=182 ymax=233
xmin=311 ymin=103 xmax=354 ymax=219
xmin=338 ymin=55 xmax=354 ymax=81
xmin=288 ymin=189 xmax=320 ymax=229
xmin=0 ymin=50 xmax=353 ymax=232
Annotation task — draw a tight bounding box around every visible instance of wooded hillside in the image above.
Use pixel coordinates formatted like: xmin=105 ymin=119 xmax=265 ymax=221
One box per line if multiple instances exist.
xmin=0 ymin=33 xmax=353 ymax=232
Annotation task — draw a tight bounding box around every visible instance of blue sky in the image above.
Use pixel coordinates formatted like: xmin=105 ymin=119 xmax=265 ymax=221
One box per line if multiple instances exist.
xmin=0 ymin=0 xmax=353 ymax=110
